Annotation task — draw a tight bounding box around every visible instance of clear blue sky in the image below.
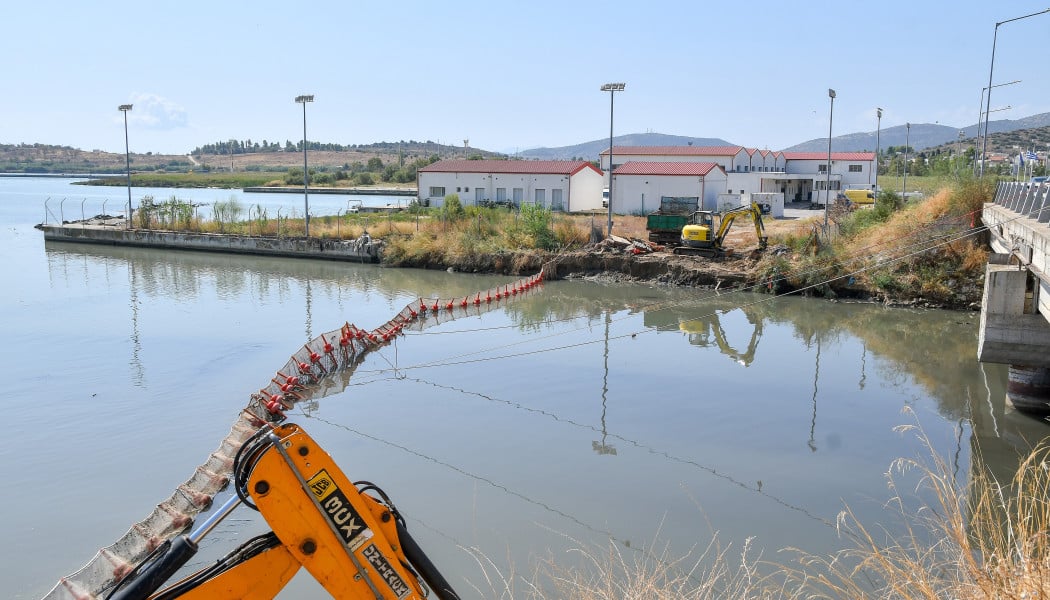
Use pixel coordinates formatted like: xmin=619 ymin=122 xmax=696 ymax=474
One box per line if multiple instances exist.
xmin=5 ymin=0 xmax=1050 ymax=156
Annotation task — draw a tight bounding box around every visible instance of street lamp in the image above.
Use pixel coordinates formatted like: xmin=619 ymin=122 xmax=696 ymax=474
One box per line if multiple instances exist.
xmin=902 ymin=123 xmax=910 ymax=198
xmin=981 ymin=8 xmax=1050 ymax=177
xmin=874 ymin=107 xmax=882 ymax=205
xmin=980 ymin=104 xmax=1013 ymax=169
xmin=600 ymin=82 xmax=625 ymax=237
xmin=975 ymin=79 xmax=1021 ymax=174
xmin=824 ymin=88 xmax=835 ymax=233
xmin=118 ymin=104 xmax=133 ymax=229
xmin=295 ymin=94 xmax=314 ymax=237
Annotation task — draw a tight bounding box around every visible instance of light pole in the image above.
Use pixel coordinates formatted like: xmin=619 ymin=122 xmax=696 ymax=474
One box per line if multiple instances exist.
xmin=874 ymin=107 xmax=882 ymax=204
xmin=118 ymin=104 xmax=133 ymax=229
xmin=979 ymin=104 xmax=1012 ymax=171
xmin=295 ymin=94 xmax=314 ymax=237
xmin=974 ymin=79 xmax=1021 ymax=174
xmin=902 ymin=123 xmax=910 ymax=198
xmin=824 ymin=88 xmax=835 ymax=233
xmin=981 ymin=8 xmax=1050 ymax=178
xmin=600 ymin=82 xmax=625 ymax=237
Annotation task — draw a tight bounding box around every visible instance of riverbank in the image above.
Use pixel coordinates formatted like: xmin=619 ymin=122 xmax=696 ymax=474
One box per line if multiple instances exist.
xmin=35 ymin=179 xmax=991 ymax=310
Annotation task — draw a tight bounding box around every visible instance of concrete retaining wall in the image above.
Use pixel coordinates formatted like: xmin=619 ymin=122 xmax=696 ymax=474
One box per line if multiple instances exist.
xmin=36 ymin=224 xmax=381 ymax=263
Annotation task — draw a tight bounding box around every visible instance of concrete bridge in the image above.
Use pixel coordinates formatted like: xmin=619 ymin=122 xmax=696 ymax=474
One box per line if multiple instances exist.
xmin=979 ymin=181 xmax=1050 ymax=413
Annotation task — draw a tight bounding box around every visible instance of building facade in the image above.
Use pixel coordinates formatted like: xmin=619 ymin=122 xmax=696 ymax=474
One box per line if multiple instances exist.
xmin=417 ymin=159 xmax=604 ymax=212
xmin=610 ymin=161 xmax=728 ymax=213
xmin=600 ymin=146 xmax=875 ymax=206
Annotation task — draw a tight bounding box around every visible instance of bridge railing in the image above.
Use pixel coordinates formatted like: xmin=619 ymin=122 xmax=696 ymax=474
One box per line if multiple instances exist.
xmin=993 ymin=181 xmax=1050 ymax=224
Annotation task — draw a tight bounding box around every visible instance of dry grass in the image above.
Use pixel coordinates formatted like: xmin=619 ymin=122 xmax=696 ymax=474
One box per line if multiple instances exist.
xmin=778 ymin=409 xmax=1050 ymax=599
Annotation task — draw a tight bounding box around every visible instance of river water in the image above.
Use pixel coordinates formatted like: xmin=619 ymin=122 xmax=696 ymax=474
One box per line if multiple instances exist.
xmin=2 ymin=177 xmax=1047 ymax=599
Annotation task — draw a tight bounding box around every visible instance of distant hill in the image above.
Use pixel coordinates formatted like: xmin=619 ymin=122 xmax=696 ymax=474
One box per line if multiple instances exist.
xmin=783 ymin=112 xmax=1050 ymax=153
xmin=922 ymin=124 xmax=1050 ymax=158
xmin=518 ymin=133 xmax=734 ymax=160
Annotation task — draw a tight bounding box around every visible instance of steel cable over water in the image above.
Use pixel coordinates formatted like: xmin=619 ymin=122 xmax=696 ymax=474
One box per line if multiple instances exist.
xmin=43 ymin=269 xmax=547 ymax=600
xmin=46 ymin=190 xmax=1040 ymax=599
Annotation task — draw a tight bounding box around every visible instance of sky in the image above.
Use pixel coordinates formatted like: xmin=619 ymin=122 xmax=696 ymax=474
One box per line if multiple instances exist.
xmin=5 ymin=0 xmax=1050 ymax=156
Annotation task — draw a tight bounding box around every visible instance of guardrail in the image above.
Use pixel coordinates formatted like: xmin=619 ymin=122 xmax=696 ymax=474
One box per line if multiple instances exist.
xmin=992 ymin=181 xmax=1050 ymax=224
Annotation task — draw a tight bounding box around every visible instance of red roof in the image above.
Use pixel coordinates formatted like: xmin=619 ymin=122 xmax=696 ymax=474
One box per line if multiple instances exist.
xmin=418 ymin=159 xmax=600 ymax=176
xmin=600 ymin=145 xmax=745 ymax=157
xmin=782 ymin=152 xmax=876 ymax=161
xmin=612 ymin=161 xmax=724 ymax=176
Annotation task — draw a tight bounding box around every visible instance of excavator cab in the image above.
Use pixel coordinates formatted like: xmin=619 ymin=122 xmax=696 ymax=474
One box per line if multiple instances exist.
xmin=680 ymin=211 xmax=716 ymax=246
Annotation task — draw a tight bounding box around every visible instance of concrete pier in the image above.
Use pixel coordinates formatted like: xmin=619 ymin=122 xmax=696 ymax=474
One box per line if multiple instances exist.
xmin=36 ymin=222 xmax=382 ymax=263
xmin=980 ymin=182 xmax=1050 ymax=413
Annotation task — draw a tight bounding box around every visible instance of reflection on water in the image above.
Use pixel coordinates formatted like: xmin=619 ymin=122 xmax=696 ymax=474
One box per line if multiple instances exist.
xmin=11 ymin=236 xmax=1050 ymax=600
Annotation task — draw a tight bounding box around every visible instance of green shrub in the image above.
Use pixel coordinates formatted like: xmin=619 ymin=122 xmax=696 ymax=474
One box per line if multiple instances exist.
xmin=212 ymin=195 xmax=244 ymax=233
xmin=442 ymin=194 xmax=464 ymax=220
xmin=520 ymin=202 xmax=556 ymax=250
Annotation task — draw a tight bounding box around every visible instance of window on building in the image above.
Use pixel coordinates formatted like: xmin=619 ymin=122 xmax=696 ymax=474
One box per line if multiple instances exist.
xmin=551 ymin=189 xmax=564 ymax=210
xmin=464 ymin=187 xmax=469 ymax=192
xmin=429 ymin=186 xmax=445 ymax=197
xmin=456 ymin=187 xmax=461 ymax=192
xmin=818 ymin=164 xmax=828 ymax=173
xmin=849 ymin=164 xmax=862 ymax=172
xmin=535 ymin=188 xmax=546 ymax=206
xmin=513 ymin=188 xmax=523 ymax=202
xmin=496 ymin=188 xmax=506 ymax=202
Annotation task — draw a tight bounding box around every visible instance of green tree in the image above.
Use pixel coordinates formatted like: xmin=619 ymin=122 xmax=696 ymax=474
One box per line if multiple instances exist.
xmin=442 ymin=194 xmax=464 ymax=220
xmin=367 ymin=157 xmax=384 ymax=171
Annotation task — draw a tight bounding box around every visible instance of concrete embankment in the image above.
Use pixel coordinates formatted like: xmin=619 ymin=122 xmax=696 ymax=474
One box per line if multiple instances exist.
xmin=242 ymin=186 xmax=416 ymax=196
xmin=36 ymin=222 xmax=382 ymax=263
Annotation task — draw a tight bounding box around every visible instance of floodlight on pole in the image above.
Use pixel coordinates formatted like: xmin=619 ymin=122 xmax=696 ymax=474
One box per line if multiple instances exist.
xmin=824 ymin=89 xmax=835 ymax=233
xmin=981 ymin=8 xmax=1050 ymax=178
xmin=601 ymin=82 xmax=625 ymax=237
xmin=295 ymin=94 xmax=314 ymax=237
xmin=118 ymin=104 xmax=133 ymax=229
xmin=874 ymin=107 xmax=882 ymax=205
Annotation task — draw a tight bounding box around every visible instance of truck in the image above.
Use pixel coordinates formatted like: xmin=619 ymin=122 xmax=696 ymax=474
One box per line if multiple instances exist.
xmin=645 ymin=196 xmax=699 ymax=244
xmin=843 ymin=189 xmax=875 ymax=205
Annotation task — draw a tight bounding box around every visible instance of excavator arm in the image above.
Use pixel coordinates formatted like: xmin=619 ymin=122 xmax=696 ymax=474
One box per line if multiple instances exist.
xmin=713 ymin=202 xmax=768 ymax=249
xmin=106 ymin=422 xmax=458 ymax=600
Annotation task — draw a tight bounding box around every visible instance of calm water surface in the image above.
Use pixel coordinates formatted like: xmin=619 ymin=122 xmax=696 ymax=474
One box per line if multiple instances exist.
xmin=2 ymin=177 xmax=1047 ymax=598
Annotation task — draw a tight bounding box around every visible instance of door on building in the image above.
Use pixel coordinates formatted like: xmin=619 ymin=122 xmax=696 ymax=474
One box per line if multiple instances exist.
xmin=475 ymin=187 xmax=485 ymax=205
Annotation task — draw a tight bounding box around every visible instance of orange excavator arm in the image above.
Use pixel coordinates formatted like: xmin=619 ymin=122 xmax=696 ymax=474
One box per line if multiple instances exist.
xmin=106 ymin=423 xmax=458 ymax=600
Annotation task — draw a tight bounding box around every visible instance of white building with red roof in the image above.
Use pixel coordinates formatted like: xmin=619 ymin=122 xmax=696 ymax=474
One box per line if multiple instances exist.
xmin=417 ymin=159 xmax=604 ymax=211
xmin=600 ymin=146 xmax=875 ymax=206
xmin=600 ymin=146 xmax=751 ymax=176
xmin=610 ymin=161 xmax=728 ymax=214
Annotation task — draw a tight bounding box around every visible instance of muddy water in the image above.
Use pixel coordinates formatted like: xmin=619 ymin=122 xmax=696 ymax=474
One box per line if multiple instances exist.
xmin=2 ymin=177 xmax=1047 ymax=599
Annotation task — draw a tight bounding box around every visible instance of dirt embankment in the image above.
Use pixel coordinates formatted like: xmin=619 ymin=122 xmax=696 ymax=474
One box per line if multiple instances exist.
xmin=388 ymin=244 xmax=984 ymax=311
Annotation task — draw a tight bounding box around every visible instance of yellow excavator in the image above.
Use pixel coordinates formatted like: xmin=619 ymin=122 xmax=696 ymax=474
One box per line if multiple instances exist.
xmin=105 ymin=422 xmax=459 ymax=600
xmin=678 ymin=307 xmax=763 ymax=367
xmin=673 ymin=202 xmax=768 ymax=258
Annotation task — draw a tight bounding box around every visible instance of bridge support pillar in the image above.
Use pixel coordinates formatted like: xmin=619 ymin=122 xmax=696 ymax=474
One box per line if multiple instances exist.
xmin=979 ymin=260 xmax=1050 ymax=414
xmin=1007 ymin=365 xmax=1050 ymax=414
